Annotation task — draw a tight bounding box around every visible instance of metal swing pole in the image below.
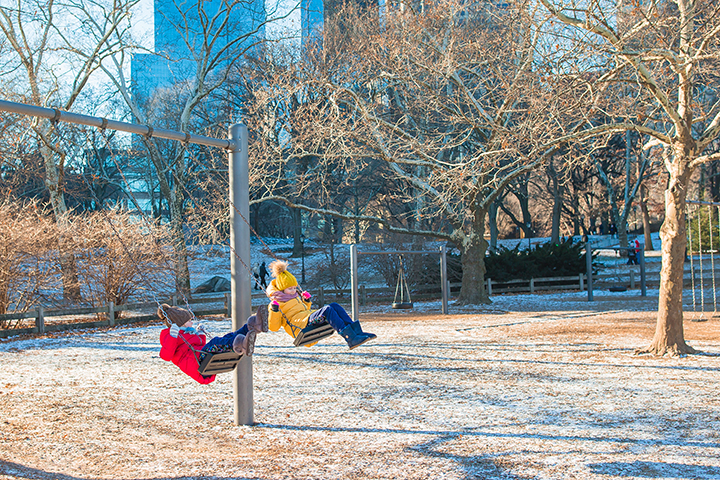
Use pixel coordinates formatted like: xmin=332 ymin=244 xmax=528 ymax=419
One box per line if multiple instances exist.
xmin=440 ymin=245 xmax=448 ymax=314
xmin=350 ymin=244 xmax=359 ymax=322
xmin=229 ymin=123 xmax=253 ymax=426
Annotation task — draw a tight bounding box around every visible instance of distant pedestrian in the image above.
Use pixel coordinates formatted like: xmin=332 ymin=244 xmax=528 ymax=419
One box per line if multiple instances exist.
xmin=627 ymin=237 xmax=640 ymax=265
xmin=258 ymin=261 xmax=269 ymax=289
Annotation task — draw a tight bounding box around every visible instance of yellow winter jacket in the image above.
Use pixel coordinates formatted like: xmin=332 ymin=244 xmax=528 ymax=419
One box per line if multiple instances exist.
xmin=267 ymin=294 xmax=316 ymax=339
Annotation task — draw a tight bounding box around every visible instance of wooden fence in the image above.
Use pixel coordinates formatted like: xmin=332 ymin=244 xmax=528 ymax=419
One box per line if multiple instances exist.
xmin=2 ymin=266 xmax=709 ymax=339
xmin=0 ymin=293 xmax=231 ymax=339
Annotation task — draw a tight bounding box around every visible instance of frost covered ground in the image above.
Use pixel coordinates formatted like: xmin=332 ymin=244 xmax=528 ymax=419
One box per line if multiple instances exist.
xmin=4 ymin=233 xmax=720 ymax=479
xmin=3 ymin=289 xmax=720 ymax=480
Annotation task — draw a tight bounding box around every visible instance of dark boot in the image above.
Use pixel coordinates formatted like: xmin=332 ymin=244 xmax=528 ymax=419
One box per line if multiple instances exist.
xmin=247 ymin=305 xmax=269 ymax=333
xmin=352 ymin=321 xmax=376 ymax=341
xmin=339 ymin=322 xmax=375 ymax=350
xmin=232 ymin=330 xmax=257 ymax=357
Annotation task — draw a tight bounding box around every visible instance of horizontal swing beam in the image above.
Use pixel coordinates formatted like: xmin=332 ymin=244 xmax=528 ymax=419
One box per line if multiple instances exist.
xmin=356 ymin=250 xmax=444 ymax=256
xmin=0 ymin=99 xmax=236 ymax=150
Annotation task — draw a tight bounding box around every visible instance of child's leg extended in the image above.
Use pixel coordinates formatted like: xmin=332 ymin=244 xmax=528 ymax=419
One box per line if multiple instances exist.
xmin=202 ymin=324 xmax=256 ymax=356
xmin=309 ymin=303 xmax=352 ymax=332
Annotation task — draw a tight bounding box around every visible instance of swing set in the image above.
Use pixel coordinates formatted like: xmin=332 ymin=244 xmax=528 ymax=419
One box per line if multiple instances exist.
xmin=392 ymin=255 xmax=413 ymax=309
xmin=0 ymin=99 xmax=261 ymax=425
xmin=686 ymin=200 xmax=720 ymax=320
xmin=348 ymin=244 xmax=450 ymax=321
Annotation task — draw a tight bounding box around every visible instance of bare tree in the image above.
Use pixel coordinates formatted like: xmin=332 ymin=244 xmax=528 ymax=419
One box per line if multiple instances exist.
xmin=0 ymin=0 xmax=138 ymax=302
xmin=589 ymin=130 xmax=658 ymax=248
xmin=249 ymin=0 xmax=586 ymax=304
xmin=98 ymin=0 xmax=280 ymax=295
xmin=540 ymin=0 xmax=720 ymax=355
xmin=72 ymin=209 xmax=170 ymax=311
xmin=0 ymin=200 xmax=58 ymax=321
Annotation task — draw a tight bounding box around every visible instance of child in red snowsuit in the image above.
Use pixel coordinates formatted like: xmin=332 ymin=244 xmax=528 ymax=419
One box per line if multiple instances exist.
xmin=157 ymin=303 xmax=267 ymax=384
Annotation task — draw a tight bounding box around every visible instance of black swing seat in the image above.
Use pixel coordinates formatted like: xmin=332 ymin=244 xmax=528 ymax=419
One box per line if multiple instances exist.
xmin=293 ymin=320 xmax=335 ymax=347
xmin=392 ymin=301 xmax=414 ymax=309
xmin=197 ymin=351 xmax=243 ymax=376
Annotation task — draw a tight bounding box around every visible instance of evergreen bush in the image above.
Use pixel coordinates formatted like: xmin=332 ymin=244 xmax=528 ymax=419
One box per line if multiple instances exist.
xmin=446 ymin=239 xmax=588 ymax=283
xmin=485 ymin=240 xmax=587 ymax=282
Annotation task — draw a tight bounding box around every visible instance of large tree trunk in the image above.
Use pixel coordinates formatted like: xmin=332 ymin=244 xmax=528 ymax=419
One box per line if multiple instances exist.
xmin=637 ymin=164 xmax=695 ymax=356
xmin=456 ymin=208 xmax=491 ymax=305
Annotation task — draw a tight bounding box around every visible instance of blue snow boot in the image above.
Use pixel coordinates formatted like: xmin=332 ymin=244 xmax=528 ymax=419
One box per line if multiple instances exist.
xmin=353 ymin=321 xmax=376 ymax=342
xmin=339 ymin=322 xmax=376 ymax=350
xmin=352 ymin=322 xmax=377 ymax=340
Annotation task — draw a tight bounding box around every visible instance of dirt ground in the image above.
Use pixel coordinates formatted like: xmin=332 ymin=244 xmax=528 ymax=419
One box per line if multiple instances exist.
xmin=2 ymin=293 xmax=720 ymax=480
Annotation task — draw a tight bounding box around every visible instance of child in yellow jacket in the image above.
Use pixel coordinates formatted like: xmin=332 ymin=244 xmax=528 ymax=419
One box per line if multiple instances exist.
xmin=265 ymin=260 xmax=376 ymax=349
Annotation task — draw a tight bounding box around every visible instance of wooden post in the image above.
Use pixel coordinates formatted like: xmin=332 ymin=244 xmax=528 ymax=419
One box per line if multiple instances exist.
xmin=630 ymin=270 xmax=635 ymax=289
xmin=36 ymin=306 xmax=45 ymax=334
xmin=225 ymin=292 xmax=232 ymax=317
xmin=108 ymin=301 xmax=115 ymax=327
xmin=487 ymin=278 xmax=492 ymax=296
xmin=579 ymin=273 xmax=584 ymax=291
xmin=360 ymin=285 xmax=366 ymax=306
xmin=530 ymin=278 xmax=535 ymax=293
xmin=318 ymin=286 xmax=325 ymax=307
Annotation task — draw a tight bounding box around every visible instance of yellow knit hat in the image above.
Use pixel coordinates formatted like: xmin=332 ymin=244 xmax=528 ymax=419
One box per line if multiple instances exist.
xmin=269 ymin=260 xmax=298 ymax=291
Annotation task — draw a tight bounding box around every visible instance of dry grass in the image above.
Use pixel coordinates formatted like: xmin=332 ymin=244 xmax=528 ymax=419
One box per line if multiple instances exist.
xmin=2 ymin=299 xmax=720 ymax=480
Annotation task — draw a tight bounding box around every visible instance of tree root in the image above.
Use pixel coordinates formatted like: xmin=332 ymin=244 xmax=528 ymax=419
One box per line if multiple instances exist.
xmin=635 ymin=343 xmax=698 ymax=357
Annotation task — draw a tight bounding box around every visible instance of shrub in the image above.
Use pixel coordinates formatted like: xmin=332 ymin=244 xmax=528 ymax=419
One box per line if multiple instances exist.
xmin=72 ymin=210 xmax=171 ymax=316
xmin=0 ymin=200 xmax=59 ymax=325
xmin=483 ymin=239 xmax=587 ymax=283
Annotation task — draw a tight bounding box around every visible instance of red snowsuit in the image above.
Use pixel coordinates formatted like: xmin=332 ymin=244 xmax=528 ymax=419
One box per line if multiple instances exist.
xmin=159 ymin=327 xmax=216 ymax=384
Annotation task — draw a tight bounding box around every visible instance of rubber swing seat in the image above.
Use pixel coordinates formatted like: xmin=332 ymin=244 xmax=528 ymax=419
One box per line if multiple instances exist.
xmin=294 ymin=320 xmax=335 ymax=347
xmin=198 ymin=351 xmax=242 ymax=375
xmin=392 ymin=302 xmax=414 ymax=309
